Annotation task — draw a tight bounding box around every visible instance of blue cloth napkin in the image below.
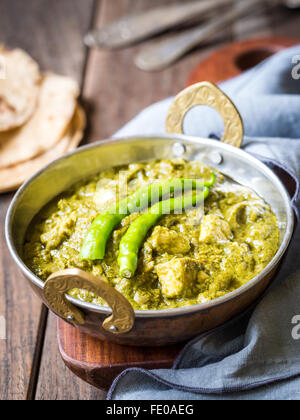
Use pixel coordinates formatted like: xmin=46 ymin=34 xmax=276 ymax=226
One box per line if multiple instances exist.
xmin=108 ymin=45 xmax=300 ymax=401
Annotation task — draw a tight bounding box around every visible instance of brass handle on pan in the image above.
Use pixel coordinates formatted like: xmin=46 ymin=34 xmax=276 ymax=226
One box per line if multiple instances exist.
xmin=43 ymin=268 xmax=135 ymax=335
xmin=166 ymin=81 xmax=244 ymax=148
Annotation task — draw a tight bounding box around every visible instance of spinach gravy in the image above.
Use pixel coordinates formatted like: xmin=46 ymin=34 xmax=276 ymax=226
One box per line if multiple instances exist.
xmin=24 ymin=159 xmax=279 ymax=310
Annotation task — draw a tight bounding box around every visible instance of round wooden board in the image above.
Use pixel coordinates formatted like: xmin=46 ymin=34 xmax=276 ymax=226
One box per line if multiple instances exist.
xmin=187 ymin=37 xmax=299 ymax=86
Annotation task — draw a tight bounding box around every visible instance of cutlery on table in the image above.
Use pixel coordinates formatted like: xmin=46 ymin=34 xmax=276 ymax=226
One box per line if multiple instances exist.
xmin=135 ymin=0 xmax=300 ymax=71
xmin=84 ymin=0 xmax=234 ymax=49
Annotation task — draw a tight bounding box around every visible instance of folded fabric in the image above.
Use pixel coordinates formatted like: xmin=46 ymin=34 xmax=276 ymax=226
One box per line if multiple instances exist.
xmin=109 ymin=45 xmax=300 ymax=401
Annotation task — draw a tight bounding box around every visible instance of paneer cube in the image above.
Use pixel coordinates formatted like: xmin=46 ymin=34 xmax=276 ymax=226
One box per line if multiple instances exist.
xmin=199 ymin=215 xmax=232 ymax=244
xmin=148 ymin=226 xmax=190 ymax=254
xmin=156 ymin=257 xmax=199 ymax=298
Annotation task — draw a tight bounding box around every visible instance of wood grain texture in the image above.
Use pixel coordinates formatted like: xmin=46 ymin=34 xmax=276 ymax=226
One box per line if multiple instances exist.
xmin=0 ymin=0 xmax=94 ymax=81
xmin=36 ymin=313 xmax=106 ymax=400
xmin=57 ymin=319 xmax=182 ymax=392
xmin=0 ymin=0 xmax=95 ymax=400
xmin=0 ymin=195 xmax=44 ymax=400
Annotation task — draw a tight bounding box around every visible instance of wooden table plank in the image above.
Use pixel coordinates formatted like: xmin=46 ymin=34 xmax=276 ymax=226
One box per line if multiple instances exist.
xmin=0 ymin=193 xmax=44 ymax=400
xmin=0 ymin=0 xmax=95 ymax=400
xmin=84 ymin=0 xmax=215 ymax=142
xmin=0 ymin=0 xmax=95 ymax=79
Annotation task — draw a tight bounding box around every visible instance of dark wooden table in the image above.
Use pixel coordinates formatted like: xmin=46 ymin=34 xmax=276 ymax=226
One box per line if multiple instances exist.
xmin=0 ymin=0 xmax=299 ymax=400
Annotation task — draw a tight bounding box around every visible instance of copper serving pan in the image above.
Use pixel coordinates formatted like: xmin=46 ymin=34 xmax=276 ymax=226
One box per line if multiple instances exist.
xmin=5 ymin=83 xmax=295 ymax=346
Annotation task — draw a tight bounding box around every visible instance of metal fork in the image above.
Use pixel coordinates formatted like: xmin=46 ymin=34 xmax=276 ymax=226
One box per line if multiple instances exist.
xmin=85 ymin=0 xmax=300 ymax=51
xmin=135 ymin=0 xmax=297 ymax=71
xmin=85 ymin=0 xmax=235 ymax=49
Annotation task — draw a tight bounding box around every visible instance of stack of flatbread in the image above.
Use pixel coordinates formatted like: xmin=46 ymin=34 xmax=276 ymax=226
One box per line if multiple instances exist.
xmin=0 ymin=48 xmax=85 ymax=192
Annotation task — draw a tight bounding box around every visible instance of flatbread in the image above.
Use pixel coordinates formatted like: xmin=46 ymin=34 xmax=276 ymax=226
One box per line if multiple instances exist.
xmin=0 ymin=105 xmax=86 ymax=193
xmin=0 ymin=72 xmax=79 ymax=169
xmin=0 ymin=48 xmax=41 ymax=131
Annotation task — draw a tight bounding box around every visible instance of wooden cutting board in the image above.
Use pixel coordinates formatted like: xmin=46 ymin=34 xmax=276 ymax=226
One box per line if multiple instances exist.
xmin=187 ymin=37 xmax=298 ymax=85
xmin=57 ymin=36 xmax=299 ymax=392
xmin=58 ymin=319 xmax=183 ymax=391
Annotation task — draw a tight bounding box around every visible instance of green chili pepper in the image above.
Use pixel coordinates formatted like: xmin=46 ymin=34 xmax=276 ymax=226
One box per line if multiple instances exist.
xmin=206 ymin=172 xmax=216 ymax=188
xmin=80 ymin=175 xmax=215 ymax=260
xmin=118 ymin=187 xmax=210 ymax=279
xmin=80 ymin=213 xmax=125 ymax=261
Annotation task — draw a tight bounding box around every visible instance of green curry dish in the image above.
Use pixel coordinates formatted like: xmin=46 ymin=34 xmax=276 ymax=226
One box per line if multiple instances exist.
xmin=80 ymin=176 xmax=215 ymax=260
xmin=23 ymin=159 xmax=280 ymax=311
